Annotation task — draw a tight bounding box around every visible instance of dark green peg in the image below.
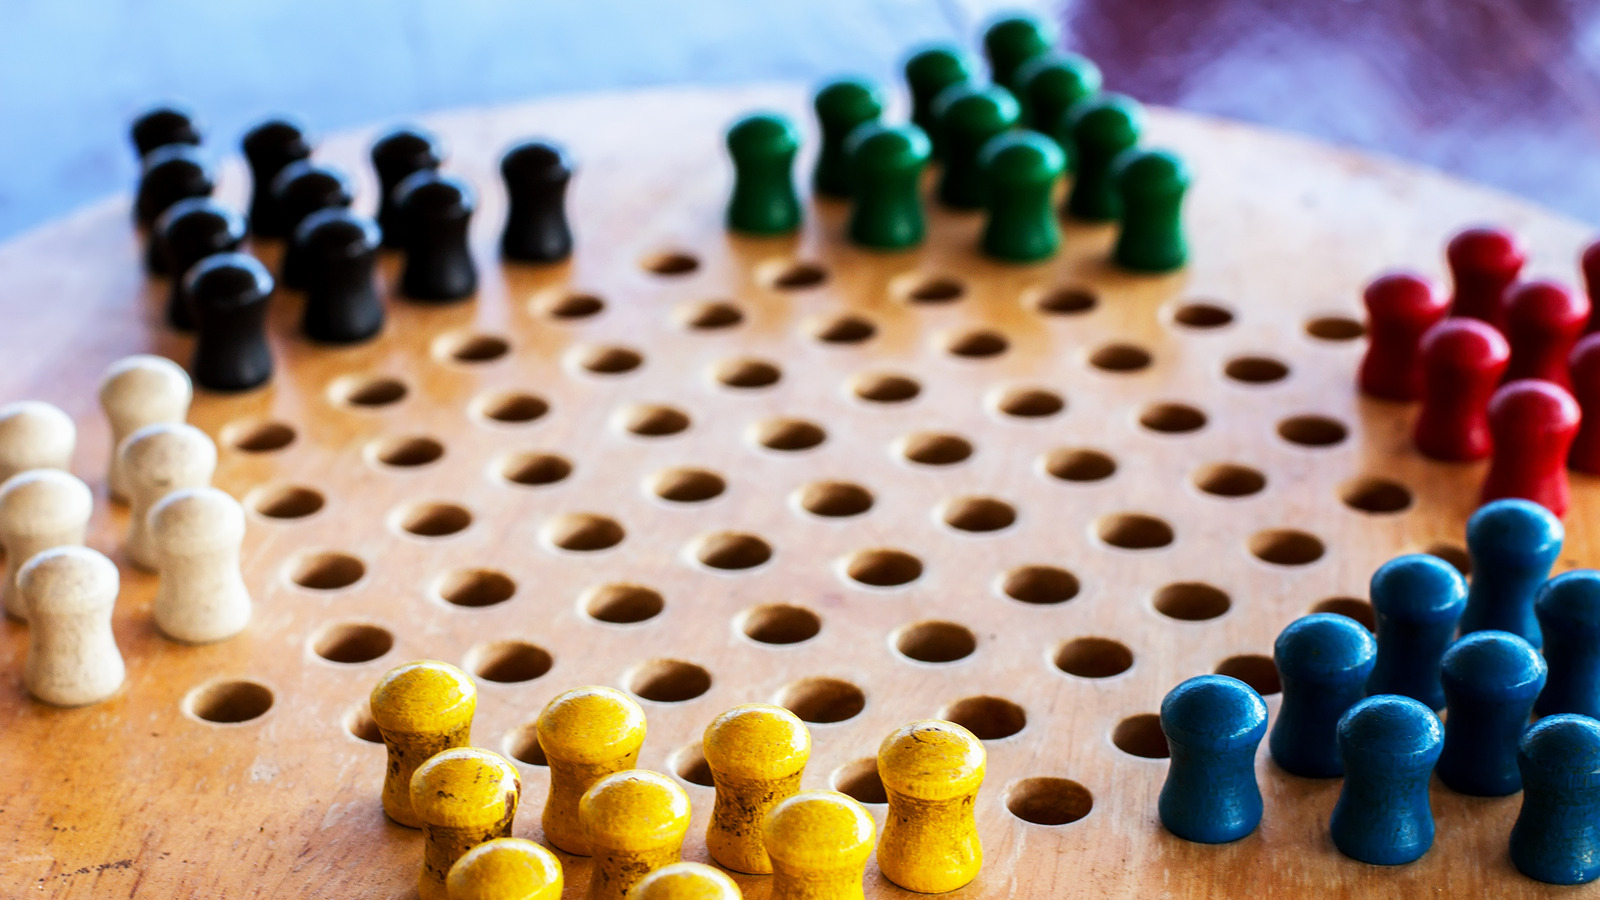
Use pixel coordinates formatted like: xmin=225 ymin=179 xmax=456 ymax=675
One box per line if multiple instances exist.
xmin=933 ymin=84 xmax=1019 ymax=209
xmin=726 ymin=113 xmax=802 ymax=235
xmin=813 ymin=78 xmax=885 ymax=198
xmin=845 ymin=122 xmax=931 ymax=250
xmin=1111 ymin=148 xmax=1189 ymax=272
xmin=903 ymin=43 xmax=974 ymax=158
xmin=982 ymin=12 xmax=1059 ymax=92
xmin=1061 ymin=92 xmax=1144 ymax=221
xmin=979 ymin=129 xmax=1065 ymax=263
xmin=1015 ymin=50 xmax=1102 ymax=145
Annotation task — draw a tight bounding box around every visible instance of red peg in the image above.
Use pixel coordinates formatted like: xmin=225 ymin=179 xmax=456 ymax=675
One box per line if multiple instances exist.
xmin=1413 ymin=318 xmax=1510 ymax=461
xmin=1582 ymin=239 xmax=1600 ymax=333
xmin=1503 ymin=279 xmax=1588 ymax=388
xmin=1481 ymin=379 xmax=1580 ymax=517
xmin=1446 ymin=226 xmax=1526 ymax=329
xmin=1358 ymin=272 xmax=1448 ymax=400
xmin=1569 ymin=333 xmax=1600 ymax=473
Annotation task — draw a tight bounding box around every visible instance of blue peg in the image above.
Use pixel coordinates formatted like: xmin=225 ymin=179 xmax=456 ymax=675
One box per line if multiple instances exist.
xmin=1461 ymin=498 xmax=1563 ymax=647
xmin=1510 ymin=714 xmax=1600 ymax=885
xmin=1330 ymin=694 xmax=1444 ymax=865
xmin=1270 ymin=614 xmax=1376 ymax=777
xmin=1158 ymin=674 xmax=1268 ymax=843
xmin=1436 ymin=630 xmax=1546 ymax=795
xmin=1367 ymin=554 xmax=1467 ymax=710
xmin=1534 ymin=570 xmax=1600 ymax=719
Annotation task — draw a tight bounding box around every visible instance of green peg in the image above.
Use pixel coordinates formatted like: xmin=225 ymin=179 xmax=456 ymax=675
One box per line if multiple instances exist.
xmin=903 ymin=43 xmax=974 ymax=158
xmin=725 ymin=113 xmax=801 ymax=235
xmin=813 ymin=78 xmax=885 ymax=198
xmin=933 ymin=83 xmax=1019 ymax=210
xmin=979 ymin=129 xmax=1065 ymax=263
xmin=1015 ymin=50 xmax=1102 ymax=146
xmin=1111 ymin=147 xmax=1189 ymax=272
xmin=845 ymin=122 xmax=931 ymax=250
xmin=1061 ymin=92 xmax=1144 ymax=221
xmin=982 ymin=12 xmax=1059 ymax=92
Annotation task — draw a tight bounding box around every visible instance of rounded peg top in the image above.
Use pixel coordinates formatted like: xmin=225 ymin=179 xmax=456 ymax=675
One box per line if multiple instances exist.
xmin=762 ymin=790 xmax=875 ymax=869
xmin=99 ymin=355 xmax=192 ymax=433
xmin=1423 ymin=316 xmax=1510 ymax=371
xmin=1442 ymin=630 xmax=1547 ymax=703
xmin=131 ymin=104 xmax=203 ymax=157
xmin=370 ymin=659 xmax=477 ymax=734
xmin=1364 ymin=271 xmax=1445 ymax=329
xmin=1468 ymin=498 xmax=1563 ymax=568
xmin=1274 ymin=613 xmax=1376 ymax=683
xmin=1112 ymin=147 xmax=1188 ymax=199
xmin=982 ymin=12 xmax=1059 ymax=87
xmin=0 ymin=401 xmax=76 ymax=481
xmin=1159 ymin=674 xmax=1268 ymax=749
xmin=980 ymin=129 xmax=1066 ymax=188
xmin=149 ymin=486 xmax=245 ymax=553
xmin=1490 ymin=378 xmax=1581 ymax=441
xmin=1016 ymin=51 xmax=1102 ymax=128
xmin=703 ymin=703 xmax=810 ymax=781
xmin=933 ymin=83 xmax=1020 ymax=139
xmin=447 ymin=837 xmax=562 ymax=900
xmin=1066 ymin=92 xmax=1144 ymax=149
xmin=1536 ymin=569 xmax=1600 ymax=630
xmin=501 ymin=141 xmax=574 ymax=187
xmin=877 ymin=719 xmax=985 ymax=800
xmin=814 ymin=78 xmax=885 ymax=130
xmin=1447 ymin=226 xmax=1527 ymax=286
xmin=372 ymin=126 xmax=445 ymax=185
xmin=1370 ymin=553 xmax=1468 ymax=623
xmin=120 ymin=421 xmax=216 ymax=487
xmin=135 ymin=144 xmax=215 ymax=226
xmin=904 ymin=44 xmax=972 ymax=95
xmin=297 ymin=207 xmax=381 ymax=261
xmin=19 ymin=544 xmax=119 ymax=617
xmin=271 ymin=161 xmax=354 ymax=223
xmin=726 ymin=114 xmax=799 ymax=165
xmin=537 ymin=685 xmax=647 ymax=764
xmin=580 ymin=769 xmax=692 ymax=853
xmin=398 ymin=171 xmax=476 ymax=222
xmin=242 ymin=117 xmax=312 ymax=167
xmin=156 ymin=198 xmax=246 ymax=273
xmin=1521 ymin=714 xmax=1600 ymax=788
xmin=410 ymin=747 xmax=521 ymax=829
xmin=0 ymin=469 xmax=93 ymax=539
xmin=1506 ymin=279 xmax=1589 ymax=336
xmin=184 ymin=251 xmax=274 ymax=312
xmin=626 ymin=862 xmax=740 ymax=900
xmin=846 ymin=121 xmax=931 ymax=176
xmin=1336 ymin=694 xmax=1443 ymax=767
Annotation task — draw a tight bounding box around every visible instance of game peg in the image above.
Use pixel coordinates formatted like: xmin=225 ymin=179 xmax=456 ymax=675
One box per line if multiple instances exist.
xmin=535 ymin=685 xmax=648 ymax=855
xmin=0 ymin=400 xmax=76 ymax=483
xmin=98 ymin=354 xmax=192 ymax=502
xmin=297 ymin=208 xmax=384 ymax=344
xmin=931 ymin=83 xmax=1019 ymax=209
xmin=1061 ymin=93 xmax=1144 ymax=221
xmin=981 ymin=11 xmax=1058 ymax=92
xmin=725 ymin=114 xmax=802 ymax=236
xmin=902 ymin=44 xmax=972 ymax=156
xmin=1583 ymin=239 xmax=1600 ymax=332
xmin=1569 ymin=333 xmax=1600 ymax=471
xmin=134 ymin=144 xmax=214 ymax=233
xmin=580 ymin=770 xmax=692 ymax=900
xmin=119 ymin=422 xmax=216 ymax=570
xmin=273 ymin=161 xmax=356 ymax=290
xmin=447 ymin=837 xmax=563 ymax=900
xmin=1110 ymin=147 xmax=1188 ymax=272
xmin=411 ymin=747 xmax=522 ymax=900
xmin=155 ymin=197 xmax=246 ymax=329
xmin=185 ymin=252 xmax=276 ymax=392
xmin=149 ymin=487 xmax=249 ymax=643
xmin=1328 ymin=694 xmax=1443 ymax=865
xmin=876 ymin=719 xmax=985 ymax=892
xmin=1412 ymin=318 xmax=1511 ymax=460
xmin=1269 ymin=614 xmax=1376 ymax=778
xmin=130 ymin=104 xmax=202 ymax=158
xmin=844 ymin=122 xmax=930 ymax=251
xmin=1157 ymin=674 xmax=1268 ymax=843
xmin=1510 ymin=714 xmax=1600 ymax=885
xmin=1503 ymin=280 xmax=1589 ymax=388
xmin=812 ymin=78 xmax=885 ymax=198
xmin=241 ymin=117 xmax=313 ymax=237
xmin=1015 ymin=50 xmax=1102 ymax=144
xmin=1481 ymin=379 xmax=1581 ymax=516
xmin=627 ymin=862 xmax=740 ymax=900
xmin=0 ymin=470 xmax=92 ymax=622
xmin=1461 ymin=498 xmax=1562 ymax=646
xmin=396 ymin=171 xmax=478 ymax=301
xmin=1358 ymin=272 xmax=1449 ymax=401
xmin=1533 ymin=570 xmax=1600 ymax=719
xmin=979 ymin=130 xmax=1064 ymax=263
xmin=703 ymin=703 xmax=810 ymax=874
xmin=369 ymin=660 xmax=478 ymax=828
xmin=500 ymin=140 xmax=576 ymax=262
xmin=1446 ymin=225 xmax=1526 ymax=328
xmin=1366 ymin=553 xmax=1467 ymax=710
xmin=1436 ymin=630 xmax=1546 ymax=796
xmin=763 ymin=790 xmax=875 ymax=900
xmin=371 ymin=126 xmax=445 ymax=247
xmin=21 ymin=546 xmax=123 ymax=707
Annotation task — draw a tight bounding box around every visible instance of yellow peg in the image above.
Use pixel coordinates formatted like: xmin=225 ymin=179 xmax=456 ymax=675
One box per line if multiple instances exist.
xmin=536 ymin=685 xmax=648 ymax=855
xmin=447 ymin=837 xmax=563 ymax=900
xmin=763 ymin=790 xmax=875 ymax=900
xmin=411 ymin=747 xmax=522 ymax=900
xmin=580 ymin=769 xmax=692 ymax=900
xmin=370 ymin=659 xmax=477 ymax=828
xmin=875 ymin=720 xmax=985 ymax=893
xmin=703 ymin=703 xmax=811 ymax=874
xmin=627 ymin=862 xmax=742 ymax=900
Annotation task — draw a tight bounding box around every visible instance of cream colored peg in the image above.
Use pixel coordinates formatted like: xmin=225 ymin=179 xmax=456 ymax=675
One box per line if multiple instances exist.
xmin=149 ymin=486 xmax=249 ymax=642
xmin=98 ymin=355 xmax=192 ymax=503
xmin=120 ymin=422 xmax=215 ymax=570
xmin=0 ymin=470 xmax=92 ymax=622
xmin=21 ymin=545 xmax=123 ymax=706
xmin=0 ymin=400 xmax=75 ymax=483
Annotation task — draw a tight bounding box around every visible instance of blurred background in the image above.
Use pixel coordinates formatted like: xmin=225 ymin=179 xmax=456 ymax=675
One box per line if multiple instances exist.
xmin=2 ymin=0 xmax=1597 ymax=239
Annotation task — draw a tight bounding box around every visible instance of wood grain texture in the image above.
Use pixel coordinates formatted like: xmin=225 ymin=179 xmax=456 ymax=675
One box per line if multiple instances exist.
xmin=0 ymin=84 xmax=1597 ymax=899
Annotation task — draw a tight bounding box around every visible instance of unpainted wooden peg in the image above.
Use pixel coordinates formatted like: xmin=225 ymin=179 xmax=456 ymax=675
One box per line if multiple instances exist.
xmin=21 ymin=545 xmax=123 ymax=706
xmin=0 ymin=469 xmax=93 ymax=622
xmin=98 ymin=355 xmax=192 ymax=503
xmin=119 ymin=422 xmax=216 ymax=570
xmin=0 ymin=401 xmax=76 ymax=483
xmin=149 ymin=486 xmax=249 ymax=642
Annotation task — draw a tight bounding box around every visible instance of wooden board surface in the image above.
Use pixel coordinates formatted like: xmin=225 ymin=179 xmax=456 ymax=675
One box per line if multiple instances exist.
xmin=0 ymin=84 xmax=1596 ymax=899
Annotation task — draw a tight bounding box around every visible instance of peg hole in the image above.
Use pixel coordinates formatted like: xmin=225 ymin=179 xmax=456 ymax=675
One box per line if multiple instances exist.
xmin=754 ymin=418 xmax=825 ymax=451
xmin=372 ymin=435 xmax=445 ymax=468
xmin=1139 ymin=403 xmax=1206 ymax=434
xmin=1045 ymin=448 xmax=1116 ymax=483
xmin=1278 ymin=415 xmax=1348 ymax=447
xmin=467 ymin=641 xmax=553 ymax=684
xmin=545 ymin=514 xmax=625 ymax=552
xmin=1192 ymin=463 xmax=1266 ymax=498
xmin=186 ymin=680 xmax=274 ymax=724
xmin=742 ymin=604 xmax=821 ymax=645
xmin=679 ymin=300 xmax=744 ymax=330
xmin=1112 ymin=714 xmax=1168 ymax=759
xmin=1215 ymin=654 xmax=1281 ymax=695
xmin=1311 ymin=597 xmax=1377 ymax=632
xmin=249 ymin=485 xmax=325 ymax=519
xmin=628 ymin=659 xmax=712 ymax=702
xmin=895 ymin=621 xmax=977 ymax=663
xmin=622 ymin=404 xmax=691 ymax=437
xmin=812 ymin=314 xmax=877 ymax=344
xmin=1341 ymin=477 xmax=1414 ymax=514
xmin=1088 ymin=343 xmax=1152 ymax=372
xmin=474 ymin=392 xmax=550 ymax=424
xmin=396 ymin=502 xmax=472 ymax=538
xmin=1172 ymin=302 xmax=1234 ymax=329
xmin=312 ymin=623 xmax=393 ymax=663
xmin=1250 ymin=529 xmax=1325 ymax=566
xmin=1306 ymin=315 xmax=1365 ymax=341
xmin=1002 ymin=566 xmax=1080 ymax=605
xmin=853 ymin=372 xmax=921 ymax=403
xmin=845 ymin=549 xmax=923 ymax=587
xmin=289 ymin=552 xmax=365 ymax=591
xmin=777 ymin=677 xmax=866 ymax=724
xmin=1006 ymin=777 xmax=1093 ymax=825
xmin=584 ymin=584 xmax=665 ymax=624
xmin=498 ymin=452 xmax=573 ymax=487
xmin=799 ymin=482 xmax=874 ymax=518
xmin=652 ymin=468 xmax=726 ymax=503
xmin=1055 ymin=637 xmax=1134 ymax=678
xmin=643 ymin=251 xmax=699 ymax=275
xmin=901 ymin=433 xmax=973 ymax=466
xmin=436 ymin=569 xmax=517 ymax=608
xmin=941 ymin=696 xmax=1026 ymax=740
xmin=225 ymin=419 xmax=296 ymax=453
xmin=997 ymin=387 xmax=1064 ymax=419
xmin=1153 ymin=583 xmax=1230 ymax=621
xmin=833 ymin=758 xmax=887 ymax=804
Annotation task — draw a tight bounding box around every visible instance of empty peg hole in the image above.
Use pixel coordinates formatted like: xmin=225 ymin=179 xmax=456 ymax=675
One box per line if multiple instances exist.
xmin=1341 ymin=477 xmax=1414 ymax=514
xmin=742 ymin=604 xmax=821 ymax=645
xmin=941 ymin=696 xmax=1026 ymax=740
xmin=1034 ymin=286 xmax=1098 ymax=315
xmin=1306 ymin=315 xmax=1365 ymax=341
xmin=475 ymin=392 xmax=550 ymax=424
xmin=693 ymin=532 xmax=772 ymax=570
xmin=1225 ymin=356 xmax=1289 ymax=384
xmin=505 ymin=722 xmax=547 ymax=766
xmin=585 ymin=584 xmax=665 ymax=624
xmin=1139 ymin=403 xmax=1207 ymax=434
xmin=545 ymin=514 xmax=625 ymax=552
xmin=1311 ymin=596 xmax=1377 ymax=632
xmin=652 ymin=468 xmax=726 ymax=503
xmin=311 ymin=622 xmax=393 ymax=663
xmin=1089 ymin=343 xmax=1152 ymax=372
xmin=1046 ymin=449 xmax=1116 ymax=483
xmin=185 ymin=680 xmax=274 ymax=724
xmin=845 ymin=549 xmax=923 ymax=587
xmin=1006 ymin=777 xmax=1094 ymax=825
xmin=901 ymin=433 xmax=973 ymax=466
xmin=1096 ymin=514 xmax=1174 ymax=550
xmin=372 ymin=435 xmax=445 ymax=468
xmin=799 ymin=482 xmax=874 ymax=518
xmin=1278 ymin=415 xmax=1348 ymax=447
xmin=622 ymin=405 xmax=691 ymax=437
xmin=644 ymin=251 xmax=699 ymax=275
xmin=578 ymin=345 xmax=643 ymax=375
xmin=1425 ymin=543 xmax=1472 ymax=575
xmin=672 ymin=744 xmax=715 ymax=787
xmin=542 ymin=292 xmax=605 ymax=319
xmin=468 ymin=641 xmax=553 ymax=684
xmin=1216 ymin=654 xmax=1281 ymax=695
xmin=1192 ymin=463 xmax=1266 ymax=498
xmin=905 ymin=276 xmax=966 ymax=304
xmin=1055 ymin=637 xmax=1134 ymax=678
xmin=853 ymin=373 xmax=921 ymax=403
xmin=1172 ymin=302 xmax=1234 ymax=329
xmin=946 ymin=330 xmax=1009 ymax=359
xmin=679 ymin=300 xmax=744 ymax=330
xmin=249 ymin=485 xmax=324 ymax=519
xmin=895 ymin=621 xmax=977 ymax=663
xmin=1153 ymin=583 xmax=1231 ymax=621
xmin=289 ymin=552 xmax=365 ymax=591
xmin=225 ymin=420 xmax=296 ymax=453
xmin=1003 ymin=566 xmax=1080 ymax=605
xmin=498 ymin=452 xmax=573 ymax=487
xmin=1250 ymin=529 xmax=1325 ymax=566
xmin=437 ymin=332 xmax=510 ymax=364
xmin=753 ymin=417 xmax=825 ymax=451
xmin=997 ymin=388 xmax=1065 ymax=418
xmin=715 ymin=358 xmax=781 ymax=389
xmin=813 ymin=314 xmax=877 ymax=344
xmin=436 ymin=569 xmax=517 ymax=608
xmin=832 ymin=758 xmax=887 ymax=804
xmin=943 ymin=497 xmax=1017 ymax=533
xmin=777 ymin=677 xmax=865 ymax=723
xmin=397 ymin=502 xmax=472 ymax=538
xmin=346 ymin=706 xmax=383 ymax=744
xmin=769 ymin=261 xmax=828 ymax=289
xmin=1112 ymin=714 xmax=1169 ymax=759
xmin=332 ymin=375 xmax=408 ymax=408
xmin=628 ymin=659 xmax=712 ymax=702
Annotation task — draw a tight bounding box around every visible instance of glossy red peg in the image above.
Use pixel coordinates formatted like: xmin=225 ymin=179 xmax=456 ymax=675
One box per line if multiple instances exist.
xmin=1568 ymin=334 xmax=1600 ymax=474
xmin=1414 ymin=319 xmax=1511 ymax=461
xmin=1481 ymin=380 xmax=1581 ymax=517
xmin=1503 ymin=280 xmax=1589 ymax=389
xmin=1582 ymin=240 xmax=1600 ymax=333
xmin=1359 ymin=272 xmax=1449 ymax=401
xmin=1447 ymin=227 xmax=1526 ymax=329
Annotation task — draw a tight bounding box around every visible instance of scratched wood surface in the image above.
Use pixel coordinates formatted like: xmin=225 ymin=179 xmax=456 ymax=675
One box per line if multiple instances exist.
xmin=0 ymin=85 xmax=1596 ymax=899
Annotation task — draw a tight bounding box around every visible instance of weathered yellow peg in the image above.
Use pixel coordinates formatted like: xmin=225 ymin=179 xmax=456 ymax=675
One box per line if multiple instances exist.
xmin=875 ymin=720 xmax=985 ymax=893
xmin=369 ymin=659 xmax=477 ymax=827
xmin=446 ymin=836 xmax=562 ymax=900
xmin=536 ymin=685 xmax=648 ymax=855
xmin=703 ymin=702 xmax=811 ymax=874
xmin=627 ymin=862 xmax=742 ymax=900
xmin=411 ymin=747 xmax=521 ymax=900
xmin=580 ymin=769 xmax=692 ymax=900
xmin=763 ymin=790 xmax=875 ymax=900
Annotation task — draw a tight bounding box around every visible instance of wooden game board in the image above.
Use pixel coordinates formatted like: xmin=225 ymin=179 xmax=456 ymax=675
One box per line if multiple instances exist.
xmin=1 ymin=84 xmax=1596 ymax=899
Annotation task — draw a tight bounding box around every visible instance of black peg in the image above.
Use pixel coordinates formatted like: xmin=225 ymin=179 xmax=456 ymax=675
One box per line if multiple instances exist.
xmin=395 ymin=171 xmax=477 ymax=302
xmin=185 ymin=252 xmax=275 ymax=392
xmin=241 ymin=117 xmax=312 ymax=237
xmin=135 ymin=145 xmax=215 ymax=273
xmin=273 ymin=161 xmax=354 ymax=290
xmin=130 ymin=104 xmax=202 ymax=158
xmin=371 ymin=126 xmax=444 ymax=248
xmin=500 ymin=140 xmax=574 ymax=264
xmin=297 ymin=209 xmax=384 ymax=344
xmin=155 ymin=198 xmax=246 ymax=331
